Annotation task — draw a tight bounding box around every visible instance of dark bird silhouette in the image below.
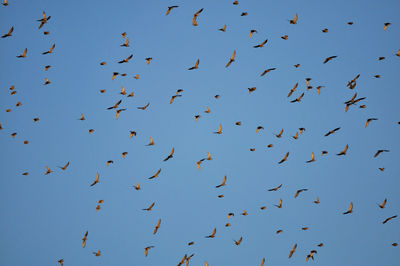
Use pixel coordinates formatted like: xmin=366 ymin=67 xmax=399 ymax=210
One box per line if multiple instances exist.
xmin=325 ymin=127 xmax=340 ymax=136
xmin=205 ymin=228 xmax=216 ymax=238
xmin=118 ymin=54 xmax=133 ymax=64
xmin=323 ymin=56 xmax=337 ymax=64
xmin=383 ymin=215 xmax=397 ymax=224
xmin=343 ymin=202 xmax=353 ymax=214
xmin=278 ymin=152 xmax=289 ymax=164
xmin=16 ymin=48 xmax=27 ymax=58
xmin=254 ymin=39 xmax=268 ymax=48
xmin=166 ymin=5 xmax=179 ymax=15
xmin=337 ymin=144 xmax=349 ymax=156
xmin=1 ymin=26 xmax=13 ymax=38
xmin=268 ymin=184 xmax=282 ymax=191
xmin=374 ymin=149 xmax=389 ymax=158
xmin=216 ymin=176 xmax=227 ymax=188
xmin=188 ymin=59 xmax=200 ymax=70
xmin=148 ymin=169 xmax=161 ymax=179
xmin=163 ymin=147 xmax=175 ymax=161
xmin=142 ymin=202 xmax=155 ymax=211
xmin=42 ymin=44 xmax=55 ymax=55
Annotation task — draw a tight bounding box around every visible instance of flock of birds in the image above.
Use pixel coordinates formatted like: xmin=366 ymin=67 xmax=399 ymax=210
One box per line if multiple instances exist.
xmin=1 ymin=0 xmax=400 ymax=265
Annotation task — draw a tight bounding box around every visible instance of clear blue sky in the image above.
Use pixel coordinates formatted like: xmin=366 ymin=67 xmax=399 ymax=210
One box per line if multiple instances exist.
xmin=1 ymin=0 xmax=399 ymax=265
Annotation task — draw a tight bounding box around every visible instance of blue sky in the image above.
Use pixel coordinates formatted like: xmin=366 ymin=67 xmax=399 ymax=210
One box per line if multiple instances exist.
xmin=1 ymin=0 xmax=399 ymax=265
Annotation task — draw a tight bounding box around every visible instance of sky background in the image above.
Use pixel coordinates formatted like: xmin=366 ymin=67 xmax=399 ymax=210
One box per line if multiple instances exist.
xmin=1 ymin=0 xmax=400 ymax=265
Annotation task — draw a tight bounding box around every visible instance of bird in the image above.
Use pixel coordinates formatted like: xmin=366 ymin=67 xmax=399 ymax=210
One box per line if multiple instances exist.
xmin=207 ymin=152 xmax=212 ymax=161
xmin=82 ymin=231 xmax=88 ymax=248
xmin=278 ymin=152 xmax=289 ymax=164
xmin=58 ymin=162 xmax=70 ymax=170
xmin=219 ymin=24 xmax=227 ymax=32
xmin=90 ymin=173 xmax=100 ymax=187
xmin=133 ymin=182 xmax=141 ymax=190
xmin=256 ymin=126 xmax=264 ymax=133
xmin=146 ymin=137 xmax=155 ymax=146
xmin=37 ymin=11 xmax=51 ymax=29
xmin=118 ymin=54 xmax=133 ymax=63
xmin=1 ymin=26 xmax=13 ymax=38
xmin=274 ymin=198 xmax=283 ymax=208
xmin=170 ymin=94 xmax=182 ymax=104
xmin=274 ymin=128 xmax=284 ymax=138
xmin=235 ymin=121 xmax=242 ymax=126
xmin=378 ymin=198 xmax=387 ymax=209
xmin=137 ymin=103 xmax=150 ymax=110
xmin=233 ymin=1 xmax=239 ymax=5
xmin=16 ymin=48 xmax=27 ymax=58
xmin=337 ymin=144 xmax=349 ymax=156
xmin=248 ymin=87 xmax=256 ymax=93
xmin=129 ymin=131 xmax=137 ymax=138
xmin=290 ymin=93 xmax=304 ymax=103
xmin=205 ymin=228 xmax=216 ymax=238
xmin=42 ymin=44 xmax=55 ymax=55
xmin=163 ymin=147 xmax=175 ymax=161
xmin=365 ymin=118 xmax=378 ymax=128
xmin=260 ymin=68 xmax=276 ymax=76
xmin=241 ymin=12 xmax=248 ymax=16
xmin=322 ymin=28 xmax=328 ymax=33
xmin=383 ymin=215 xmax=397 ymax=224
xmin=45 ymin=166 xmax=53 ymax=175
xmin=192 ymin=8 xmax=204 ymax=26
xmin=166 ymin=5 xmax=179 ymax=15
xmin=261 ymin=258 xmax=265 ymax=266
xmin=44 ymin=78 xmax=51 ymax=85
xmin=294 ymin=189 xmax=308 ymax=198
xmin=254 ymin=39 xmax=268 ymax=48
xmin=374 ymin=149 xmax=389 ymax=158
xmin=93 ymin=250 xmax=101 ymax=257
xmin=289 ymin=13 xmax=298 ymax=24
xmin=323 ymin=55 xmax=337 ymax=64
xmin=225 ymin=50 xmax=236 ymax=68
xmin=2 ymin=0 xmax=8 ymax=6
xmin=197 ymin=159 xmax=205 ymax=170
xmin=287 ymin=83 xmax=298 ymax=97
xmin=142 ymin=202 xmax=155 ymax=211
xmin=343 ymin=202 xmax=353 ymax=214
xmin=325 ymin=127 xmax=340 ymax=136
xmin=148 ymin=169 xmax=161 ymax=179
xmin=58 ymin=259 xmax=64 ymax=266
xmin=115 ymin=108 xmax=126 ymax=119
xmin=306 ymin=152 xmax=316 ymax=163
xmin=106 ymin=160 xmax=114 ymax=166
xmin=107 ymin=100 xmax=122 ymax=110
xmin=250 ymin=29 xmax=257 ymax=38
xmin=204 ymin=107 xmax=211 ymax=113
xmin=289 ymin=244 xmax=297 ymax=258
xmin=384 ymin=22 xmax=391 ymax=31
xmin=234 ymin=237 xmax=243 ymax=246
xmin=122 ymin=152 xmax=128 ymax=158
xmin=195 ymin=115 xmax=201 ymax=122
xmin=292 ymin=132 xmax=299 ymax=139
xmin=216 ymin=176 xmax=227 ymax=188
xmin=276 ymin=229 xmax=283 ymax=234
xmin=188 ymin=59 xmax=200 ymax=70
xmin=314 ymin=197 xmax=320 ymax=204
xmin=153 ymin=219 xmax=161 ymax=234
xmin=268 ymin=184 xmax=282 ymax=191
xmin=144 ymin=246 xmax=154 ymax=257
xmin=121 ymin=38 xmax=130 ymax=47
xmin=281 ymin=35 xmax=288 ymax=40
xmin=214 ymin=124 xmax=222 ymax=134
xmin=306 ymin=250 xmax=318 ymax=261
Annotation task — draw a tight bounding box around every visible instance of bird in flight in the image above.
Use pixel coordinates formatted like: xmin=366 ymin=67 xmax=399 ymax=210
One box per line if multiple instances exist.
xmin=378 ymin=198 xmax=387 ymax=209
xmin=234 ymin=237 xmax=243 ymax=246
xmin=188 ymin=59 xmax=200 ymax=70
xmin=142 ymin=202 xmax=155 ymax=211
xmin=274 ymin=198 xmax=283 ymax=208
xmin=289 ymin=13 xmax=298 ymax=24
xmin=306 ymin=152 xmax=316 ymax=163
xmin=288 ymin=243 xmax=297 ymax=258
xmin=166 ymin=5 xmax=179 ymax=15
xmin=374 ymin=149 xmax=389 ymax=158
xmin=192 ymin=8 xmax=204 ymax=26
xmin=153 ymin=219 xmax=161 ymax=234
xmin=323 ymin=55 xmax=338 ymax=64
xmin=37 ymin=11 xmax=51 ymax=29
xmin=216 ymin=176 xmax=227 ymax=188
xmin=382 ymin=215 xmax=397 ymax=224
xmin=148 ymin=169 xmax=161 ymax=179
xmin=219 ymin=24 xmax=227 ymax=32
xmin=214 ymin=124 xmax=222 ymax=134
xmin=343 ymin=202 xmax=353 ymax=214
xmin=163 ymin=147 xmax=175 ymax=161
xmin=82 ymin=231 xmax=88 ymax=248
xmin=144 ymin=246 xmax=154 ymax=257
xmin=365 ymin=118 xmax=378 ymax=128
xmin=146 ymin=137 xmax=155 ymax=146
xmin=137 ymin=103 xmax=150 ymax=110
xmin=294 ymin=189 xmax=308 ymax=198
xmin=268 ymin=184 xmax=282 ymax=191
xmin=205 ymin=228 xmax=216 ymax=238
xmin=58 ymin=162 xmax=70 ymax=171
xmin=42 ymin=44 xmax=55 ymax=55
xmin=1 ymin=26 xmax=13 ymax=38
xmin=118 ymin=54 xmax=133 ymax=64
xmin=325 ymin=127 xmax=340 ymax=136
xmin=249 ymin=29 xmax=257 ymax=38
xmin=384 ymin=22 xmax=391 ymax=31
xmin=90 ymin=173 xmax=100 ymax=187
xmin=93 ymin=250 xmax=101 ymax=257
xmin=16 ymin=48 xmax=27 ymax=58
xmin=337 ymin=144 xmax=349 ymax=156
xmin=260 ymin=68 xmax=276 ymax=76
xmin=254 ymin=39 xmax=268 ymax=48
xmin=225 ymin=50 xmax=236 ymax=68
xmin=278 ymin=152 xmax=289 ymax=164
